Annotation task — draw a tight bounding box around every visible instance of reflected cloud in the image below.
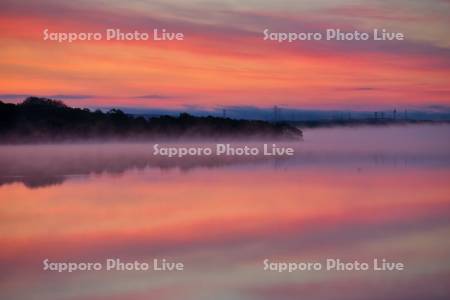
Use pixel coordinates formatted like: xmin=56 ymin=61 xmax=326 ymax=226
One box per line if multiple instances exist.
xmin=0 ymin=125 xmax=449 ymax=300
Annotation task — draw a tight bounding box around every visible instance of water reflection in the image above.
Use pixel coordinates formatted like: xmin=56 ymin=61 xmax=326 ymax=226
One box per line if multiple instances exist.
xmin=0 ymin=125 xmax=449 ymax=300
xmin=1 ymin=125 xmax=449 ymax=188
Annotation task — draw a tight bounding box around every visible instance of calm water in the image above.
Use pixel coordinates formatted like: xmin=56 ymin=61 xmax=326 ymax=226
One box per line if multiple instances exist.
xmin=1 ymin=124 xmax=449 ymax=300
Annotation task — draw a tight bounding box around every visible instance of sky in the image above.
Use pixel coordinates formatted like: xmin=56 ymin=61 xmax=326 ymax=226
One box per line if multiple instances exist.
xmin=0 ymin=0 xmax=449 ymax=111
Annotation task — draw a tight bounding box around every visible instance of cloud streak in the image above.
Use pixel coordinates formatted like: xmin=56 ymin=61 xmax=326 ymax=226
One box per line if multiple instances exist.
xmin=0 ymin=94 xmax=95 ymax=100
xmin=133 ymin=94 xmax=173 ymax=100
xmin=0 ymin=0 xmax=449 ymax=109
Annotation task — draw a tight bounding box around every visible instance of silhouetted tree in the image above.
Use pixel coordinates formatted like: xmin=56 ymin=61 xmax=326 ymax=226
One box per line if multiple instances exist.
xmin=0 ymin=97 xmax=302 ymax=143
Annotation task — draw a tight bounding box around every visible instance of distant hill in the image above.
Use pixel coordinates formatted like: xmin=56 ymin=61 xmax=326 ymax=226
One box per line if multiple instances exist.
xmin=0 ymin=97 xmax=302 ymax=143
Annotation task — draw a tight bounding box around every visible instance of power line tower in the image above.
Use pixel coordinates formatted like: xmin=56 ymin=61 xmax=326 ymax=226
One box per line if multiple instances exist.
xmin=273 ymin=106 xmax=279 ymax=122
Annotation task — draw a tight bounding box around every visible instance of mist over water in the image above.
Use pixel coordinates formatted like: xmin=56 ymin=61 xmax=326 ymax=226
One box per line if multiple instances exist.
xmin=0 ymin=124 xmax=449 ymax=300
xmin=1 ymin=124 xmax=448 ymax=188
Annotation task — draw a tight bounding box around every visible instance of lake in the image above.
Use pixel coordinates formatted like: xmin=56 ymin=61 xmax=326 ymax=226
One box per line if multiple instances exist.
xmin=1 ymin=124 xmax=449 ymax=300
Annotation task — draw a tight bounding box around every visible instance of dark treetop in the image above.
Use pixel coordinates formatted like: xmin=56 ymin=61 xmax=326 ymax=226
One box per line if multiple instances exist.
xmin=0 ymin=97 xmax=302 ymax=143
